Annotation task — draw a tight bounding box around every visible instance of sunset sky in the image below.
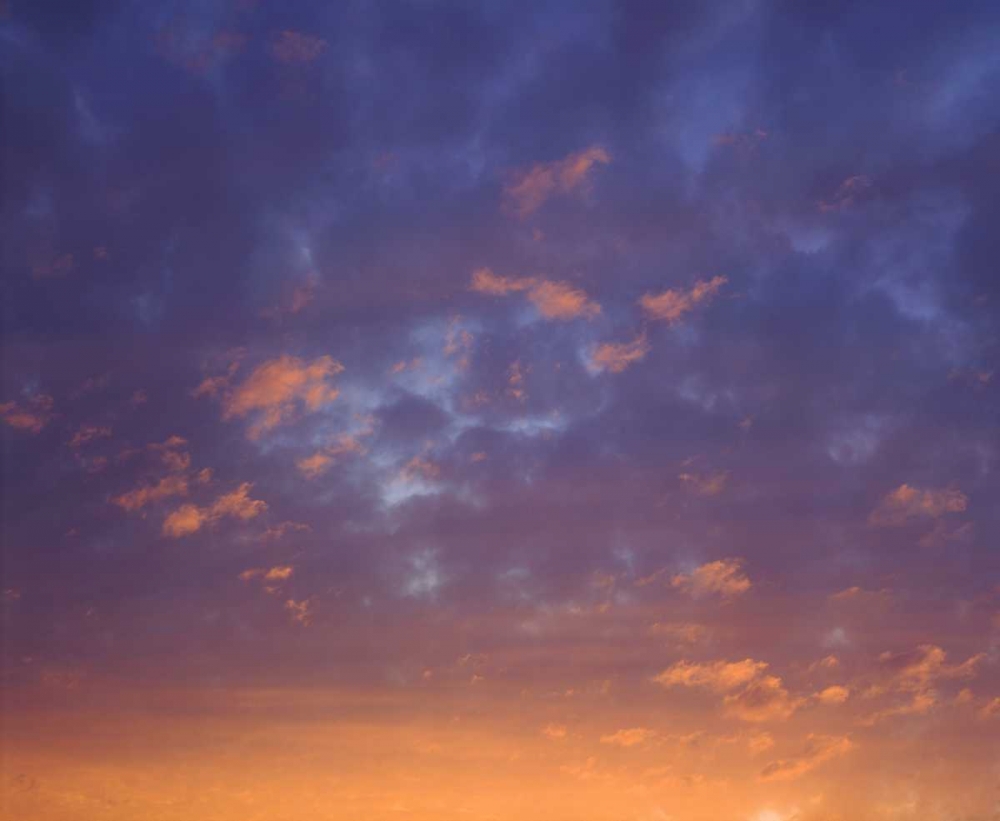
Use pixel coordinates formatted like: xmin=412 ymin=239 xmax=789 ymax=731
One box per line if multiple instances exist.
xmin=2 ymin=2 xmax=1000 ymax=819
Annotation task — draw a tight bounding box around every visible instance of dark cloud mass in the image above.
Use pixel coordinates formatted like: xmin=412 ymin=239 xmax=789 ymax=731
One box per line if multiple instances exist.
xmin=2 ymin=1 xmax=999 ymax=819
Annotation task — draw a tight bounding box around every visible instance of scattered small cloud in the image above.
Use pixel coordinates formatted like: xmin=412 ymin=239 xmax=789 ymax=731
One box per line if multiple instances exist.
xmin=0 ymin=394 xmax=55 ymax=433
xmin=600 ymin=727 xmax=658 ymax=748
xmin=588 ymin=334 xmax=650 ymax=373
xmin=503 ymin=145 xmax=611 ymax=217
xmin=869 ymin=484 xmax=967 ymax=527
xmin=672 ymin=558 xmax=750 ymax=598
xmin=162 ymin=482 xmax=267 ymax=538
xmin=640 ymin=276 xmax=727 ymax=324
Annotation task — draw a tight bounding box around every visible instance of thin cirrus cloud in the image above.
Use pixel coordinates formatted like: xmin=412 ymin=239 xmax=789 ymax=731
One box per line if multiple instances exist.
xmin=470 ymin=268 xmax=601 ymax=321
xmin=503 ymin=145 xmax=611 ymax=217
xmin=758 ymin=734 xmax=854 ymax=782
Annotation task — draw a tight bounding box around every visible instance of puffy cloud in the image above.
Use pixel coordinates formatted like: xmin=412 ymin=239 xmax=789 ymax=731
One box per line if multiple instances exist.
xmin=600 ymin=727 xmax=658 ymax=747
xmin=639 ymin=276 xmax=727 ymax=324
xmin=653 ymin=659 xmax=768 ymax=692
xmin=527 ymin=280 xmax=601 ymax=320
xmin=814 ymin=685 xmax=851 ymax=705
xmin=0 ymin=394 xmax=54 ymax=433
xmin=162 ymin=504 xmax=208 ymax=538
xmin=723 ymin=675 xmax=802 ymax=723
xmin=162 ymin=482 xmax=268 ymax=538
xmin=868 ymin=484 xmax=967 ymax=526
xmin=239 ymin=565 xmax=294 ymax=583
xmin=148 ymin=436 xmax=191 ymax=472
xmin=979 ymin=697 xmax=1000 ymax=720
xmin=655 ymin=659 xmax=801 ymax=723
xmin=860 ymin=644 xmax=984 ymax=725
xmin=470 ymin=269 xmax=600 ymax=321
xmin=503 ymin=145 xmax=611 ymax=217
xmin=672 ymin=558 xmax=751 ymax=598
xmin=588 ymin=334 xmax=650 ymax=373
xmin=759 ymin=735 xmax=854 ymax=782
xmin=206 ymin=355 xmax=344 ymax=439
xmin=113 ymin=474 xmax=189 ymax=511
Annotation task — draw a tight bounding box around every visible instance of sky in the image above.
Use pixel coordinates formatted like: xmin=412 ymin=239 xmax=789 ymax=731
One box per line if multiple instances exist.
xmin=2 ymin=1 xmax=1000 ymax=819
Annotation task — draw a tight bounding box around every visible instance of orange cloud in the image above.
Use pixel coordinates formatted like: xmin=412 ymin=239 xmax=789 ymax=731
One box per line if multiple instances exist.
xmin=979 ymin=697 xmax=1000 ymax=720
xmin=589 ymin=334 xmax=650 ymax=373
xmin=815 ymin=685 xmax=851 ymax=705
xmin=216 ymin=355 xmax=344 ymax=439
xmin=678 ymin=470 xmax=729 ymax=496
xmin=599 ymin=727 xmax=658 ymax=748
xmin=655 ymin=658 xmax=801 ymax=723
xmin=671 ymin=558 xmax=751 ymax=598
xmin=162 ymin=482 xmax=267 ymax=538
xmin=653 ymin=659 xmax=768 ymax=693
xmin=297 ymin=432 xmax=369 ymax=479
xmin=69 ymin=424 xmax=112 ymax=448
xmin=285 ymin=598 xmax=313 ymax=625
xmin=868 ymin=484 xmax=967 ymax=526
xmin=527 ymin=280 xmax=601 ymax=320
xmin=0 ymin=394 xmax=54 ymax=433
xmin=503 ymin=145 xmax=611 ymax=217
xmin=113 ymin=474 xmax=189 ymax=511
xmin=648 ymin=622 xmax=710 ymax=645
xmin=723 ymin=674 xmax=802 ymax=722
xmin=470 ymin=269 xmax=600 ymax=321
xmin=541 ymin=724 xmax=568 ymax=740
xmin=759 ymin=734 xmax=854 ymax=782
xmin=640 ymin=276 xmax=727 ymax=324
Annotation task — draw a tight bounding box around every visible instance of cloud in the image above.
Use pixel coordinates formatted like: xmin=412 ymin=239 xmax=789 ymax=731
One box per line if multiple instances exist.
xmin=868 ymin=484 xmax=967 ymax=526
xmin=589 ymin=334 xmax=650 ymax=373
xmin=759 ymin=735 xmax=854 ymax=782
xmin=814 ymin=685 xmax=851 ymax=705
xmin=503 ymin=145 xmax=611 ymax=217
xmin=678 ymin=470 xmax=729 ymax=496
xmin=205 ymin=355 xmax=344 ymax=439
xmin=639 ymin=276 xmax=727 ymax=324
xmin=162 ymin=504 xmax=209 ymax=538
xmin=600 ymin=727 xmax=658 ymax=747
xmin=672 ymin=558 xmax=751 ymax=598
xmin=270 ymin=31 xmax=327 ymax=64
xmin=68 ymin=424 xmax=112 ymax=448
xmin=648 ymin=622 xmax=710 ymax=645
xmin=655 ymin=659 xmax=801 ymax=723
xmin=541 ymin=723 xmax=568 ymax=740
xmin=527 ymin=280 xmax=601 ymax=320
xmin=860 ymin=644 xmax=985 ymax=725
xmin=113 ymin=474 xmax=189 ymax=511
xmin=470 ymin=269 xmax=601 ymax=321
xmin=285 ymin=598 xmax=314 ymax=625
xmin=818 ymin=175 xmax=874 ymax=212
xmin=979 ymin=697 xmax=1000 ymax=720
xmin=0 ymin=394 xmax=55 ymax=433
xmin=162 ymin=482 xmax=268 ymax=538
xmin=148 ymin=435 xmax=191 ymax=472
xmin=239 ymin=565 xmax=294 ymax=583
xmin=723 ymin=675 xmax=802 ymax=722
xmin=297 ymin=428 xmax=371 ymax=479
xmin=653 ymin=659 xmax=768 ymax=692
